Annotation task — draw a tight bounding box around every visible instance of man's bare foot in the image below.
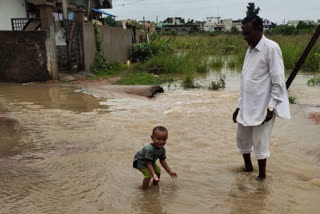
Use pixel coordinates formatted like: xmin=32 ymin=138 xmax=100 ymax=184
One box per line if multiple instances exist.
xmin=256 ymin=175 xmax=266 ymax=181
xmin=243 ymin=167 xmax=254 ymax=172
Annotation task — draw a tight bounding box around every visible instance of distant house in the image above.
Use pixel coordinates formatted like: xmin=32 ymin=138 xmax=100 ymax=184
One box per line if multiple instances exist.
xmin=263 ymin=19 xmax=273 ymax=31
xmin=204 ymin=17 xmax=220 ymax=31
xmin=232 ymin=19 xmax=242 ymax=31
xmin=68 ymin=0 xmax=112 ymax=9
xmin=204 ymin=17 xmax=233 ymax=31
xmin=163 ymin=17 xmax=185 ymax=25
xmin=159 ymin=17 xmax=198 ymax=35
xmin=138 ymin=20 xmax=156 ymax=33
xmin=68 ymin=0 xmax=112 ymax=20
xmin=195 ymin=21 xmax=205 ymax=31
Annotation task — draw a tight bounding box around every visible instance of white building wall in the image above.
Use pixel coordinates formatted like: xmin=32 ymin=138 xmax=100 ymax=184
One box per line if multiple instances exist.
xmin=232 ymin=21 xmax=242 ymax=31
xmin=222 ymin=19 xmax=232 ymax=31
xmin=204 ymin=17 xmax=219 ymax=31
xmin=0 ymin=0 xmax=26 ymax=30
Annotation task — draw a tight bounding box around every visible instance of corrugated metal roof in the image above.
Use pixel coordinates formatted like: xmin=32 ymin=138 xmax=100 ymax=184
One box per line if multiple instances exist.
xmin=91 ymin=8 xmax=116 ymax=17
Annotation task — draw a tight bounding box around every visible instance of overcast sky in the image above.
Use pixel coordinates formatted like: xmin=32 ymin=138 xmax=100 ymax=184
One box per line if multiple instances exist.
xmin=104 ymin=0 xmax=320 ymax=24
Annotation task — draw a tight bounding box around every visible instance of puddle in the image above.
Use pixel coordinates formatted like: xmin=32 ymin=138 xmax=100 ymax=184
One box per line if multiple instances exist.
xmin=0 ymin=84 xmax=107 ymax=113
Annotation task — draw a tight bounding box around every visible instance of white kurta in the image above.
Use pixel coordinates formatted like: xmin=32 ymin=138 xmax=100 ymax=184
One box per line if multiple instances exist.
xmin=237 ymin=35 xmax=290 ymax=126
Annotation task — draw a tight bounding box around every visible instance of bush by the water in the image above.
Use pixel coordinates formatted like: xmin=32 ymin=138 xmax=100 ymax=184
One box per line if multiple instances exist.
xmin=289 ymin=96 xmax=296 ymax=104
xmin=130 ymin=43 xmax=153 ymax=63
xmin=182 ymin=74 xmax=199 ymax=89
xmin=307 ymin=76 xmax=320 ymax=86
xmin=209 ymin=77 xmax=226 ymax=90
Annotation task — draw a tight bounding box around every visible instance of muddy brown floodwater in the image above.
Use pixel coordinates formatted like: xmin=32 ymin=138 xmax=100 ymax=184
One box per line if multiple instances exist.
xmin=0 ymin=72 xmax=319 ymax=214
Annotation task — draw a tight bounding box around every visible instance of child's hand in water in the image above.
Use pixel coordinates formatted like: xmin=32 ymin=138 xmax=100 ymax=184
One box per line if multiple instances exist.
xmin=169 ymin=171 xmax=178 ymax=179
xmin=153 ymin=174 xmax=160 ymax=181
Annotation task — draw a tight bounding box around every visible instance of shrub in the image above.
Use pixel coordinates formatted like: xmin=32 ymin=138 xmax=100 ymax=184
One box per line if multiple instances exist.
xmin=149 ymin=41 xmax=173 ymax=56
xmin=289 ymin=96 xmax=296 ymax=104
xmin=209 ymin=77 xmax=226 ymax=90
xmin=303 ymin=52 xmax=320 ymax=71
xmin=182 ymin=74 xmax=198 ymax=89
xmin=130 ymin=43 xmax=153 ymax=63
xmin=307 ymin=76 xmax=320 ymax=86
xmin=270 ymin=25 xmax=298 ymax=35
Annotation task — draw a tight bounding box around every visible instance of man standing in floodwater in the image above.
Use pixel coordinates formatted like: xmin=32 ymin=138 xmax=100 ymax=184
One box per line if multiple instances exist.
xmin=233 ymin=15 xmax=290 ymax=180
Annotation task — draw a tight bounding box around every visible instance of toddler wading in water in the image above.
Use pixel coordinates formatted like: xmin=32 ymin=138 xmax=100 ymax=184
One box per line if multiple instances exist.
xmin=133 ymin=126 xmax=178 ymax=190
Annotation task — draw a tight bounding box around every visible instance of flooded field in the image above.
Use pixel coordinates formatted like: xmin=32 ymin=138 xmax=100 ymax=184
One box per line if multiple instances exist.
xmin=0 ymin=72 xmax=319 ymax=214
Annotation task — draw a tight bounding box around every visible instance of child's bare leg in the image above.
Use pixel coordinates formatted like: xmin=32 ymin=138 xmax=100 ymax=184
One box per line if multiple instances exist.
xmin=142 ymin=178 xmax=151 ymax=190
xmin=153 ymin=174 xmax=160 ymax=185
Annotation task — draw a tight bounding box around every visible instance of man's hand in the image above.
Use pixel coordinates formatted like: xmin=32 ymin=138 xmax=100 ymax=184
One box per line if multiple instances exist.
xmin=263 ymin=109 xmax=274 ymax=124
xmin=233 ymin=108 xmax=240 ymax=123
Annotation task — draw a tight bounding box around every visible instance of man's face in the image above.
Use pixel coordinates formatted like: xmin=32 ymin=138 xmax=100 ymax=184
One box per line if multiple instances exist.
xmin=241 ymin=22 xmax=261 ymax=47
xmin=151 ymin=130 xmax=168 ymax=149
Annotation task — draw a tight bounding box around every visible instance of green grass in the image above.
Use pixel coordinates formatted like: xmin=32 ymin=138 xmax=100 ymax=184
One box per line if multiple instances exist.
xmin=114 ymin=71 xmax=166 ymax=85
xmin=210 ymin=55 xmax=224 ymax=69
xmin=89 ymin=62 xmax=128 ymax=80
xmin=159 ymin=34 xmax=319 ymax=72
xmin=307 ymin=76 xmax=320 ymax=86
xmin=107 ymin=33 xmax=320 ymax=86
xmin=182 ymin=74 xmax=201 ymax=89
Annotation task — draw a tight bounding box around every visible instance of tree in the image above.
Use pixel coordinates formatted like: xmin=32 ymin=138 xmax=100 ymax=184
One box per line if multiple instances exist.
xmin=296 ymin=21 xmax=316 ymax=30
xmin=104 ymin=16 xmax=116 ymax=26
xmin=246 ymin=2 xmax=260 ymax=17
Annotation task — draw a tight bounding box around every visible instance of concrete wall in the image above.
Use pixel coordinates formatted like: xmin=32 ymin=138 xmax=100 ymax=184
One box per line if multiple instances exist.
xmin=82 ymin=22 xmax=132 ymax=72
xmin=83 ymin=22 xmax=96 ymax=72
xmin=100 ymin=26 xmax=132 ymax=62
xmin=0 ymin=0 xmax=27 ymax=30
xmin=0 ymin=30 xmax=57 ymax=82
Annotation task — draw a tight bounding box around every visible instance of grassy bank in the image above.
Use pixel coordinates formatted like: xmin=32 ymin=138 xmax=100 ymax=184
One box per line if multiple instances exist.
xmin=159 ymin=33 xmax=320 ymax=71
xmin=92 ymin=33 xmax=319 ymax=86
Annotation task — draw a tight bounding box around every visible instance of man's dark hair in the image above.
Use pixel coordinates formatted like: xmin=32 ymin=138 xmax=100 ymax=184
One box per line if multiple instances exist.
xmin=152 ymin=126 xmax=168 ymax=134
xmin=242 ymin=15 xmax=263 ymax=32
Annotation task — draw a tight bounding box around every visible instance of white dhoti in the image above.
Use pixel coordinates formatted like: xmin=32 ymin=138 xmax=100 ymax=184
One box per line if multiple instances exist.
xmin=236 ymin=117 xmax=275 ymax=160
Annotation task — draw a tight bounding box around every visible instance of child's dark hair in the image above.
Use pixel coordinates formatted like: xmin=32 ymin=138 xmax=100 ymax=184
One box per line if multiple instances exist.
xmin=152 ymin=126 xmax=168 ymax=135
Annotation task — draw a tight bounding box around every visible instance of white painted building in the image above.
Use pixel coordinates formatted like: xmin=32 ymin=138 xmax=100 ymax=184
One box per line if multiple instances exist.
xmin=232 ymin=20 xmax=242 ymax=31
xmin=222 ymin=19 xmax=232 ymax=31
xmin=263 ymin=19 xmax=273 ymax=31
xmin=204 ymin=17 xmax=235 ymax=31
xmin=0 ymin=0 xmax=27 ymax=30
xmin=204 ymin=17 xmax=220 ymax=31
